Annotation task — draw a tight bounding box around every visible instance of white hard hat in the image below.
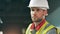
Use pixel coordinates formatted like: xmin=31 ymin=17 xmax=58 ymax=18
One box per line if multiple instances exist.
xmin=28 ymin=0 xmax=49 ymax=9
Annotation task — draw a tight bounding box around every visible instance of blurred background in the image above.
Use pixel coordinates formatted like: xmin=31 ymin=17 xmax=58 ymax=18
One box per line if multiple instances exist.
xmin=0 ymin=0 xmax=60 ymax=34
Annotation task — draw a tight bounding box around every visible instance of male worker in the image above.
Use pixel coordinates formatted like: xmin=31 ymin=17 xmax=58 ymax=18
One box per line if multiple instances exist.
xmin=26 ymin=0 xmax=58 ymax=34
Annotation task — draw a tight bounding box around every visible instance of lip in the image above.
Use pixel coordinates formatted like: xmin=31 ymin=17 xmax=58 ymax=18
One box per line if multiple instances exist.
xmin=31 ymin=17 xmax=37 ymax=19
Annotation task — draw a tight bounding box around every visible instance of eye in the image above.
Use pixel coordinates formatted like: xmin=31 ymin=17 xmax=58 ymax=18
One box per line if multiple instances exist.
xmin=31 ymin=9 xmax=35 ymax=11
xmin=37 ymin=9 xmax=40 ymax=11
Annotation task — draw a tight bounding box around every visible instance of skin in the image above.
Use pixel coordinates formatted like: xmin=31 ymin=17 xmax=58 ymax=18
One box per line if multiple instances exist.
xmin=30 ymin=7 xmax=48 ymax=27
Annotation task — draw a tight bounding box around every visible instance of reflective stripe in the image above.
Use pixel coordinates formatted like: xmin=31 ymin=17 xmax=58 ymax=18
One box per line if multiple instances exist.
xmin=36 ymin=21 xmax=48 ymax=34
xmin=43 ymin=25 xmax=55 ymax=34
xmin=44 ymin=23 xmax=51 ymax=30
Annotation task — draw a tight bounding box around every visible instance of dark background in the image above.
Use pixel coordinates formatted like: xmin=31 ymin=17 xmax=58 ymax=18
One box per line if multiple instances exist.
xmin=0 ymin=0 xmax=31 ymax=34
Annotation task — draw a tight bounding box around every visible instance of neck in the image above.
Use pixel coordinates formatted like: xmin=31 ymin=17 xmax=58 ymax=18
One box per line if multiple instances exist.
xmin=34 ymin=19 xmax=45 ymax=27
xmin=34 ymin=22 xmax=40 ymax=27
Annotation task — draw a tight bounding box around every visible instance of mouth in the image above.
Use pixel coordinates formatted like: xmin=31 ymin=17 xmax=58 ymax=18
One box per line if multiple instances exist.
xmin=32 ymin=17 xmax=42 ymax=22
xmin=31 ymin=15 xmax=38 ymax=19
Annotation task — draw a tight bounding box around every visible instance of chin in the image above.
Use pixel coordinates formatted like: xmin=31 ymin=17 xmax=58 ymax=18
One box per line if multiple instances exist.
xmin=32 ymin=18 xmax=42 ymax=22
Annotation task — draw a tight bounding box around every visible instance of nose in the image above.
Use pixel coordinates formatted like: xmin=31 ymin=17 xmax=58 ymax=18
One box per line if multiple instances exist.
xmin=33 ymin=12 xmax=36 ymax=16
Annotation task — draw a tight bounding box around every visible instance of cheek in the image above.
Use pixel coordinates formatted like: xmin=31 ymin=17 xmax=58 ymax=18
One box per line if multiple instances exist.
xmin=30 ymin=11 xmax=34 ymax=17
xmin=37 ymin=12 xmax=44 ymax=17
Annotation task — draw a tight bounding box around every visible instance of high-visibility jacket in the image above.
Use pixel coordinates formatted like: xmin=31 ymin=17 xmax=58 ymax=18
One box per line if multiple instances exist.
xmin=26 ymin=21 xmax=58 ymax=34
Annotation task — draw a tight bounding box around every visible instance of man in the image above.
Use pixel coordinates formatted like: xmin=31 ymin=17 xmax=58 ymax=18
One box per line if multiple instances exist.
xmin=26 ymin=0 xmax=58 ymax=34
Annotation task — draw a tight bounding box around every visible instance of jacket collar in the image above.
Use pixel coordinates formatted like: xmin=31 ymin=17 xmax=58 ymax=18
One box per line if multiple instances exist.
xmin=30 ymin=19 xmax=46 ymax=31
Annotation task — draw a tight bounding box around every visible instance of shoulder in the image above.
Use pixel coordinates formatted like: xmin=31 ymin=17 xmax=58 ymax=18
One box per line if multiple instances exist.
xmin=45 ymin=21 xmax=57 ymax=34
xmin=27 ymin=23 xmax=32 ymax=29
xmin=26 ymin=23 xmax=32 ymax=34
xmin=47 ymin=28 xmax=57 ymax=34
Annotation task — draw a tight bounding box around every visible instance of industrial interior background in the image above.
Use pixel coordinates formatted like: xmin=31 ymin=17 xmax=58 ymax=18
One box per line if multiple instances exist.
xmin=0 ymin=0 xmax=60 ymax=34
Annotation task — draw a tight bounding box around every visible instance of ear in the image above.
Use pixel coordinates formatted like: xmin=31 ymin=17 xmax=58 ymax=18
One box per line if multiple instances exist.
xmin=43 ymin=10 xmax=48 ymax=16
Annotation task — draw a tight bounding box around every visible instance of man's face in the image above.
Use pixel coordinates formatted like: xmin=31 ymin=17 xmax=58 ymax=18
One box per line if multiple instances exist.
xmin=30 ymin=7 xmax=47 ymax=22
